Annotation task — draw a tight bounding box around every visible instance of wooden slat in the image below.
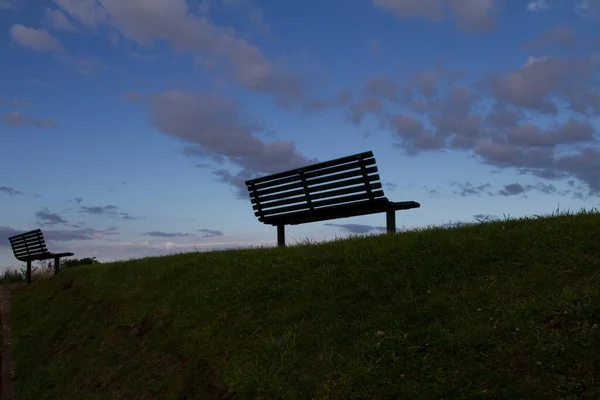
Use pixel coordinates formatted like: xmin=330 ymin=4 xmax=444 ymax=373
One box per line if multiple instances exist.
xmin=13 ymin=246 xmax=46 ymax=254
xmin=256 ymin=190 xmax=385 ymax=217
xmin=248 ymin=157 xmax=376 ymax=192
xmin=10 ymin=241 xmax=46 ymax=251
xmin=246 ymin=151 xmax=373 ymax=186
xmin=249 ymin=165 xmax=379 ymax=202
xmin=304 ymin=157 xmax=376 ymax=181
xmin=250 ymin=170 xmax=380 ymax=205
xmin=305 ymin=166 xmax=378 ymax=188
xmin=9 ymin=229 xmax=49 ymax=261
xmin=253 ymin=183 xmax=383 ymax=211
xmin=309 ymin=174 xmax=380 ymax=194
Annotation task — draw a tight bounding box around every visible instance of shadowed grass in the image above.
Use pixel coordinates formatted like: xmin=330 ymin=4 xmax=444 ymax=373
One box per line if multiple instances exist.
xmin=6 ymin=208 xmax=600 ymax=399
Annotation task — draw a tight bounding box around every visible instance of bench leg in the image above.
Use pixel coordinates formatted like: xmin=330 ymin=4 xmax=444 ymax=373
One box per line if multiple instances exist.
xmin=54 ymin=257 xmax=60 ymax=275
xmin=277 ymin=224 xmax=286 ymax=247
xmin=386 ymin=210 xmax=396 ymax=233
xmin=26 ymin=261 xmax=32 ymax=283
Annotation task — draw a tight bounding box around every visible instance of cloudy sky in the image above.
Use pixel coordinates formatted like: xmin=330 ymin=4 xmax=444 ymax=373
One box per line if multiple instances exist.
xmin=1 ymin=0 xmax=599 ymax=269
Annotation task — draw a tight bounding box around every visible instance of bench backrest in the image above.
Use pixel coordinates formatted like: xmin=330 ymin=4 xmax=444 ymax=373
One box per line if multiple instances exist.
xmin=8 ymin=229 xmax=49 ymax=262
xmin=245 ymin=151 xmax=385 ymax=221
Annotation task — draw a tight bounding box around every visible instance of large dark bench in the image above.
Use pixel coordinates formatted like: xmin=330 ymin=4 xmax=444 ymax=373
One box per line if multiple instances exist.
xmin=8 ymin=229 xmax=74 ymax=283
xmin=244 ymin=150 xmax=420 ymax=246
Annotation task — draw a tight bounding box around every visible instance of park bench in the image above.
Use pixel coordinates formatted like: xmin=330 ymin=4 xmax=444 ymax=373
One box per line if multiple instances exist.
xmin=245 ymin=150 xmax=420 ymax=246
xmin=8 ymin=229 xmax=74 ymax=283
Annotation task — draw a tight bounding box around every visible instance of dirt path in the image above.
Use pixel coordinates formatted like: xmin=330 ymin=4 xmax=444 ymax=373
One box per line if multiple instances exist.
xmin=0 ymin=285 xmax=16 ymax=400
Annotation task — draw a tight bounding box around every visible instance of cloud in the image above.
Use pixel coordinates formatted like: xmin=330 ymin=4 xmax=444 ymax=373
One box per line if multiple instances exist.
xmin=384 ymin=182 xmax=398 ymax=191
xmin=53 ymin=0 xmax=326 ymax=107
xmin=145 ymin=231 xmax=195 ymax=238
xmin=0 ymin=0 xmax=16 ymax=10
xmin=0 ymin=96 xmax=29 ymax=107
xmin=369 ymin=37 xmax=382 ymax=57
xmin=79 ymin=205 xmax=139 ymax=220
xmin=45 ymin=7 xmax=79 ymax=31
xmin=0 ymin=226 xmax=23 ymax=245
xmin=0 ymin=186 xmax=23 ymax=196
xmin=10 ymin=23 xmax=110 ymax=76
xmin=324 ymin=223 xmax=386 ymax=234
xmin=527 ymin=0 xmax=550 ymax=12
xmin=9 ymin=24 xmax=64 ymax=52
xmin=0 ymin=112 xmax=58 ymax=128
xmin=576 ymin=0 xmax=600 ymax=20
xmin=348 ymin=52 xmax=600 ymax=195
xmin=521 ymin=26 xmax=576 ymax=50
xmin=197 ymin=229 xmax=224 ymax=237
xmin=69 ymin=55 xmax=110 ymax=76
xmin=473 ymin=214 xmax=496 ymax=221
xmin=451 ymin=182 xmax=494 ymax=197
xmin=497 ymin=182 xmax=558 ymax=196
xmin=0 ymin=226 xmax=118 ymax=247
xmin=44 ymin=227 xmax=119 ymax=241
xmin=35 ymin=208 xmax=68 ymax=226
xmin=53 ymin=0 xmax=107 ymax=28
xmin=372 ymin=0 xmax=499 ymax=32
xmin=143 ymin=90 xmax=316 ymax=195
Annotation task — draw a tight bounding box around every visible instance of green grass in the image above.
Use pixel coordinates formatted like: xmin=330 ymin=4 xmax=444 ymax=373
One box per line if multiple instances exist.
xmin=7 ymin=209 xmax=600 ymax=399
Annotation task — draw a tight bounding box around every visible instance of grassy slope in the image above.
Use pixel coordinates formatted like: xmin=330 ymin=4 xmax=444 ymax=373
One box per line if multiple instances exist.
xmin=8 ymin=210 xmax=600 ymax=399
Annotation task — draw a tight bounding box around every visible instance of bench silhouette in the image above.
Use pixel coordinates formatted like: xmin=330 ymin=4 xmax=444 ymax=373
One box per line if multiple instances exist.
xmin=245 ymin=151 xmax=420 ymax=246
xmin=8 ymin=229 xmax=74 ymax=283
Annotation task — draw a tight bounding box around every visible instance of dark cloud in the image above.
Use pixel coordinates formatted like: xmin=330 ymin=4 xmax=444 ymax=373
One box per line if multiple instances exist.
xmin=453 ymin=181 xmax=562 ymax=197
xmin=0 ymin=225 xmax=118 ymax=245
xmin=80 ymin=205 xmax=118 ymax=215
xmin=79 ymin=205 xmax=140 ymax=220
xmin=451 ymin=182 xmax=494 ymax=197
xmin=372 ymin=0 xmax=499 ymax=32
xmin=384 ymin=182 xmax=398 ymax=191
xmin=324 ymin=223 xmax=386 ymax=234
xmin=473 ymin=214 xmax=496 ymax=221
xmin=54 ymin=0 xmax=337 ymax=109
xmin=0 ymin=186 xmax=23 ymax=196
xmin=44 ymin=228 xmax=119 ymax=241
xmin=521 ymin=25 xmax=577 ymax=50
xmin=197 ymin=229 xmax=224 ymax=238
xmin=144 ymin=90 xmax=318 ymax=196
xmin=145 ymin=231 xmax=195 ymax=238
xmin=348 ymin=50 xmax=600 ymax=195
xmin=497 ymin=182 xmax=561 ymax=196
xmin=35 ymin=208 xmax=68 ymax=226
xmin=0 ymin=226 xmax=23 ymax=245
xmin=0 ymin=111 xmax=58 ymax=128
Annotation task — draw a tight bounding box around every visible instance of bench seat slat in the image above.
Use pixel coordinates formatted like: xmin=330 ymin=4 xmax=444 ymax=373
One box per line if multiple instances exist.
xmin=13 ymin=249 xmax=48 ymax=257
xmin=261 ymin=198 xmax=391 ymax=225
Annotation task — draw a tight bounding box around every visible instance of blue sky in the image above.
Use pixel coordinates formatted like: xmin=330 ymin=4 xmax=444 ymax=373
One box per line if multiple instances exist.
xmin=1 ymin=0 xmax=599 ymax=269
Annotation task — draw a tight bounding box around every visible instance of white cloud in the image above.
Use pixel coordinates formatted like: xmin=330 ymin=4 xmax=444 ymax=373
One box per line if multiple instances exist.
xmin=45 ymin=7 xmax=79 ymax=31
xmin=9 ymin=24 xmax=64 ymax=52
xmin=527 ymin=0 xmax=550 ymax=12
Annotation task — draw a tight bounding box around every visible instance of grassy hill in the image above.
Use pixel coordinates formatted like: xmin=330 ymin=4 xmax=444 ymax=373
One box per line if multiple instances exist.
xmin=7 ymin=209 xmax=600 ymax=399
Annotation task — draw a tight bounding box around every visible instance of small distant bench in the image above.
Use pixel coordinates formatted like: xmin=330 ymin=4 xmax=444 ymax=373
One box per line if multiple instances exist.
xmin=244 ymin=150 xmax=420 ymax=246
xmin=8 ymin=229 xmax=74 ymax=283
